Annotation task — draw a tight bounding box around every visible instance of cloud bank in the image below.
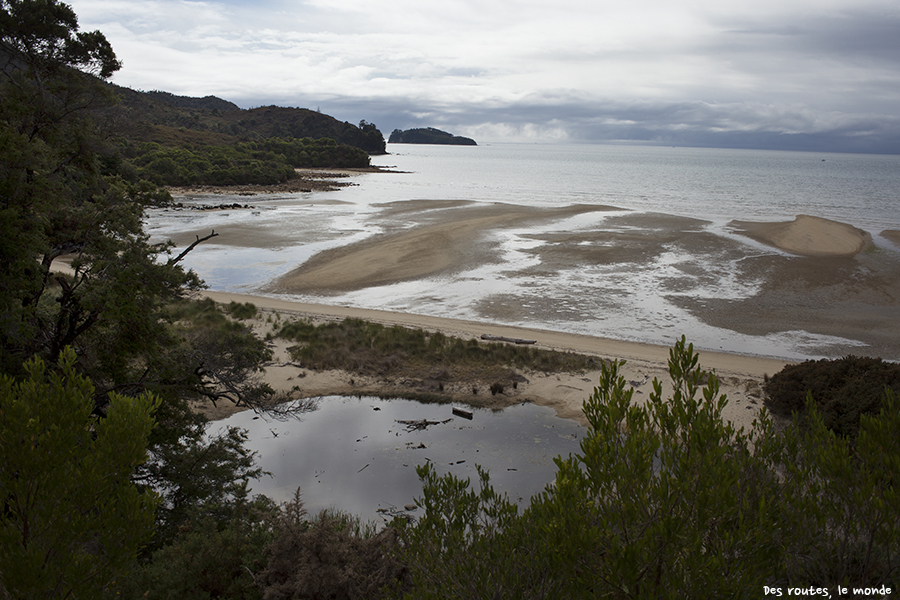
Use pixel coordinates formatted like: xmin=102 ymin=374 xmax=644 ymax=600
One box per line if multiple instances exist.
xmin=71 ymin=0 xmax=900 ymax=152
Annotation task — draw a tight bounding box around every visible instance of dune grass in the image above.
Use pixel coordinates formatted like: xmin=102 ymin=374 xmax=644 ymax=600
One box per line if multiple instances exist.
xmin=277 ymin=318 xmax=602 ymax=385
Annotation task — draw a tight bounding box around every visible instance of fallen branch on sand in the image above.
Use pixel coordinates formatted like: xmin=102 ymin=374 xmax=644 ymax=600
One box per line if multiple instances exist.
xmin=481 ymin=334 xmax=536 ymax=345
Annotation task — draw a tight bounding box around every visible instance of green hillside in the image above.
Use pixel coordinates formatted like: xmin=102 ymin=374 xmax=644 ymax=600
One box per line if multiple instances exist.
xmin=109 ymin=85 xmax=386 ymax=154
xmin=97 ymin=86 xmax=388 ymax=186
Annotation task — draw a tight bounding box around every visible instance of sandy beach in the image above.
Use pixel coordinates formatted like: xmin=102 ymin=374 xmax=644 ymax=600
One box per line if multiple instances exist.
xmin=200 ymin=289 xmax=788 ymax=431
xmin=250 ymin=202 xmax=899 ymax=360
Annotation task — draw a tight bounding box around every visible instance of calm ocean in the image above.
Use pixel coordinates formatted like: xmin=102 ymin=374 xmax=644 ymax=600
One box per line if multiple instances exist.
xmin=147 ymin=143 xmax=900 ymax=360
xmin=370 ymin=143 xmax=900 ymax=231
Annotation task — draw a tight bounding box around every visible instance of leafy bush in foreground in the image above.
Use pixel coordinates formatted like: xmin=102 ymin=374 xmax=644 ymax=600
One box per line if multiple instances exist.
xmin=1 ymin=350 xmax=159 ymax=600
xmin=392 ymin=337 xmax=900 ymax=598
xmin=259 ymin=490 xmax=404 ymax=600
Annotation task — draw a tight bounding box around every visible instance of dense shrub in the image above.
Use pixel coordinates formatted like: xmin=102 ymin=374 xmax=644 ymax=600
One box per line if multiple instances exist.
xmin=259 ymin=490 xmax=405 ymax=600
xmin=124 ymin=137 xmax=369 ymax=187
xmin=106 ymin=511 xmax=275 ymax=600
xmin=226 ymin=301 xmax=258 ymax=320
xmin=763 ymin=355 xmax=900 ymax=437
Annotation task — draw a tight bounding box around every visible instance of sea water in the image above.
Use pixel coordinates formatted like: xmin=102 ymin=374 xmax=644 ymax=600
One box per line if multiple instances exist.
xmin=145 ymin=143 xmax=900 ymax=360
xmin=359 ymin=143 xmax=900 ymax=232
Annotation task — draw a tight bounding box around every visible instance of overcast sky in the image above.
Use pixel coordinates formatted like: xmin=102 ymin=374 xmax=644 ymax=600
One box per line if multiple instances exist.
xmin=70 ymin=0 xmax=900 ymax=153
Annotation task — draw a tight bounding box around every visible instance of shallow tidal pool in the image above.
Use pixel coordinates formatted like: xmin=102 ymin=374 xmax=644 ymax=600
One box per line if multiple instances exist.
xmin=211 ymin=396 xmax=587 ymax=523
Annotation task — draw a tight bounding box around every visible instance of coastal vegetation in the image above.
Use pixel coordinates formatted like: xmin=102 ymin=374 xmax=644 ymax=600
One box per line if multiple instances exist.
xmin=388 ymin=127 xmax=477 ymax=145
xmin=278 ymin=317 xmax=600 ymax=400
xmin=389 ymin=338 xmax=900 ymax=598
xmin=763 ymin=355 xmax=900 ymax=438
xmin=2 ymin=1 xmax=898 ymax=598
xmin=99 ymin=88 xmax=387 ymax=190
xmin=110 ymin=92 xmax=387 ymax=156
xmin=119 ymin=137 xmax=370 ymax=188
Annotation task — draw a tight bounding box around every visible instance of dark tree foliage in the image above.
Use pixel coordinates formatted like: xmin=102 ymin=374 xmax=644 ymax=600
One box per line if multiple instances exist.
xmin=0 ymin=0 xmax=119 ymax=78
xmin=118 ymin=137 xmax=370 ymax=187
xmin=259 ymin=491 xmax=405 ymax=600
xmin=763 ymin=355 xmax=900 ymax=437
xmin=0 ymin=349 xmax=159 ymax=600
xmin=2 ymin=7 xmax=289 ymax=594
xmin=144 ymin=90 xmax=240 ymax=112
xmin=1 ymin=0 xmax=191 ymax=374
xmin=0 ymin=0 xmax=287 ymax=413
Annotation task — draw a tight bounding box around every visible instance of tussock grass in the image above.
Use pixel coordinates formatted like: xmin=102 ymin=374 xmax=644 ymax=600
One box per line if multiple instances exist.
xmin=278 ymin=318 xmax=601 ymax=382
xmin=224 ymin=300 xmax=257 ymax=320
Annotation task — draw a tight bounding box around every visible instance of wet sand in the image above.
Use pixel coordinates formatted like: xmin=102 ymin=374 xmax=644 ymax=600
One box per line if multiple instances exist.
xmin=262 ymin=203 xmax=900 ymax=360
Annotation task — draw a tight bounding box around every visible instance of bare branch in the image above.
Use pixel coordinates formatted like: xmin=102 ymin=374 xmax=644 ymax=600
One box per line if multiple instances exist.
xmin=168 ymin=230 xmax=218 ymax=266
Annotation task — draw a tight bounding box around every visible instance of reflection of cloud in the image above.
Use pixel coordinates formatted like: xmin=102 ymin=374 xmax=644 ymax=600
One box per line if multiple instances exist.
xmin=70 ymin=0 xmax=900 ymax=153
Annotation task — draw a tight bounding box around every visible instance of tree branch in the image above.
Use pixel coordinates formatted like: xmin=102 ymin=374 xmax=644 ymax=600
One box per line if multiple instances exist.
xmin=168 ymin=230 xmax=218 ymax=266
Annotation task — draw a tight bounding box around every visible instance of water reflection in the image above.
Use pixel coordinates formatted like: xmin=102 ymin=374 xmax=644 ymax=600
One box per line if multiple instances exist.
xmin=211 ymin=396 xmax=586 ymax=522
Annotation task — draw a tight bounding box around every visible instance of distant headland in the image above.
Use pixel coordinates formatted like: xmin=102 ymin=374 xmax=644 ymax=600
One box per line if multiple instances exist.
xmin=389 ymin=127 xmax=477 ymax=145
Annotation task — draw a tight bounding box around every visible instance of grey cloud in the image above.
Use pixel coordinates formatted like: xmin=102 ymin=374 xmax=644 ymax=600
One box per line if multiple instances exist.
xmin=723 ymin=9 xmax=900 ymax=64
xmin=78 ymin=0 xmax=900 ymax=154
xmin=281 ymin=93 xmax=900 ymax=154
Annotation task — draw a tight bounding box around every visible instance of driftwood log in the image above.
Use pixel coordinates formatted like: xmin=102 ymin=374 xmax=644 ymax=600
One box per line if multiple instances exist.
xmin=481 ymin=334 xmax=536 ymax=345
xmin=452 ymin=406 xmax=473 ymax=420
xmin=396 ymin=418 xmax=452 ymax=432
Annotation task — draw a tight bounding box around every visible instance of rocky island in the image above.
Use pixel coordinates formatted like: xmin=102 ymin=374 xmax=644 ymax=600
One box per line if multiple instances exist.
xmin=389 ymin=127 xmax=477 ymax=145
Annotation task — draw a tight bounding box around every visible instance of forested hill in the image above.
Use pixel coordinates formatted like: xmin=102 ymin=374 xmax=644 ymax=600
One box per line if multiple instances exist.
xmin=108 ymin=84 xmax=387 ymax=155
xmin=144 ymin=90 xmax=241 ymax=111
xmin=389 ymin=127 xmax=476 ymax=145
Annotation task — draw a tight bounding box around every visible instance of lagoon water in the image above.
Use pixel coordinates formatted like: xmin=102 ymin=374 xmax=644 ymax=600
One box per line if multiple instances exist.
xmin=212 ymin=397 xmax=585 ymax=522
xmin=146 ymin=143 xmax=900 ymax=360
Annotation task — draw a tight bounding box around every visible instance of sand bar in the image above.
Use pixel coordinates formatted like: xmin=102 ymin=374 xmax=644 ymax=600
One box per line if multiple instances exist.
xmin=249 ymin=201 xmax=899 ymax=360
xmin=269 ymin=203 xmax=618 ymax=292
xmin=729 ymin=214 xmax=872 ymax=257
xmin=201 ymin=290 xmax=789 ymax=430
